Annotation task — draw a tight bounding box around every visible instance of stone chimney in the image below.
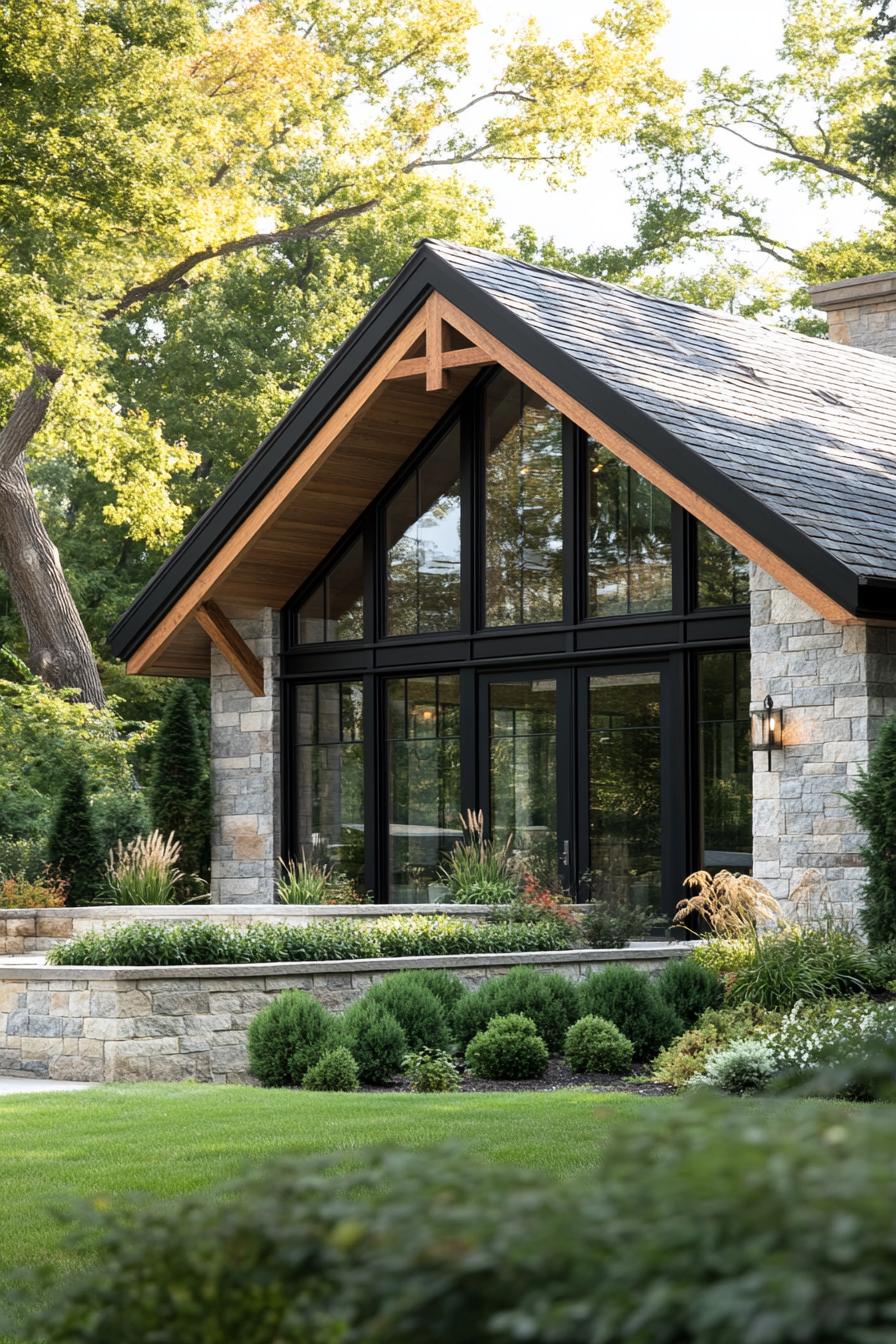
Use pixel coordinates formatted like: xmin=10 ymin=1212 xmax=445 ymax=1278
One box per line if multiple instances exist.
xmin=809 ymin=272 xmax=896 ymax=356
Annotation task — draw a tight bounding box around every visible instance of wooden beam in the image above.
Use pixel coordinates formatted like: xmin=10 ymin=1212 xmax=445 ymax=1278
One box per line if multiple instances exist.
xmin=384 ymin=346 xmax=495 ymax=380
xmin=426 ymin=294 xmax=445 ymax=392
xmin=126 ymin=303 xmax=430 ymax=675
xmin=194 ymin=601 xmax=265 ymax=698
xmin=438 ymin=295 xmax=858 ymax=626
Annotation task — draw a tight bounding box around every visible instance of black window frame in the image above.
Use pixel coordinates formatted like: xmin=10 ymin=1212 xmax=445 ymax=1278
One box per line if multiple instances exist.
xmin=281 ymin=368 xmax=750 ymax=912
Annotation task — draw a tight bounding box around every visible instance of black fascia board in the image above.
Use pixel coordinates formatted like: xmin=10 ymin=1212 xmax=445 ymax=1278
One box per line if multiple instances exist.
xmin=107 ymin=247 xmax=436 ymax=659
xmin=419 ymin=247 xmax=864 ymax=617
xmin=111 ymin=241 xmax=869 ymax=659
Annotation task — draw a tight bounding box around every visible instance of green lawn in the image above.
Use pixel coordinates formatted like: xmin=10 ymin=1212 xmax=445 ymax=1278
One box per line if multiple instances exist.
xmin=0 ymin=1084 xmax=660 ymax=1295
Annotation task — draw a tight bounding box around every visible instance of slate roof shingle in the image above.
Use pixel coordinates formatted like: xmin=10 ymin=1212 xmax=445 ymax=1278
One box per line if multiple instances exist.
xmin=427 ymin=239 xmax=896 ymax=583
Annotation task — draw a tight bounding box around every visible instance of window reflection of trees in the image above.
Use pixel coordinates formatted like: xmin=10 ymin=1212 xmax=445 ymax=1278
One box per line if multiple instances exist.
xmin=485 ymin=374 xmax=564 ymax=627
xmin=386 ymin=424 xmax=462 ymax=636
xmin=588 ymin=673 xmax=662 ymax=909
xmin=588 ymin=441 xmax=672 ymax=617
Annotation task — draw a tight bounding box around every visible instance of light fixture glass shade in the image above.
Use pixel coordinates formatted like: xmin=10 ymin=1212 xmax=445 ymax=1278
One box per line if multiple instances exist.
xmin=751 ymin=695 xmax=783 ymax=753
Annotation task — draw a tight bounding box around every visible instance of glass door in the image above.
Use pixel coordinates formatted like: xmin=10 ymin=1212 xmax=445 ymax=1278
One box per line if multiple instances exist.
xmin=578 ymin=666 xmax=671 ymax=913
xmin=479 ymin=671 xmax=573 ymax=890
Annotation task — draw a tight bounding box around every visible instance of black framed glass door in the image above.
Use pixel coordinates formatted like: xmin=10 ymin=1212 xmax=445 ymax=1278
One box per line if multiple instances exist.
xmin=478 ymin=670 xmax=573 ymax=890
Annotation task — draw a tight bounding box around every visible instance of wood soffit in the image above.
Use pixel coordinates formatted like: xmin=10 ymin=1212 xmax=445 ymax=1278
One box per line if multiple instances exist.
xmin=127 ymin=291 xmax=857 ymax=681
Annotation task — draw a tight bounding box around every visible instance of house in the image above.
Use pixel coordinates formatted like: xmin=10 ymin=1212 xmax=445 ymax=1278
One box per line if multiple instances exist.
xmin=108 ymin=245 xmax=896 ymax=920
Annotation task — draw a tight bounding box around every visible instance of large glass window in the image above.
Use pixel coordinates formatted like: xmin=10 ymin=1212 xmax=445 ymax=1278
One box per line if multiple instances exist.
xmin=696 ymin=523 xmax=750 ymax=607
xmin=293 ymin=681 xmax=365 ymax=887
xmin=484 ymin=373 xmax=563 ymax=627
xmin=297 ymin=536 xmax=364 ymax=643
xmin=587 ymin=671 xmax=662 ymax=909
xmin=387 ymin=675 xmax=461 ymax=902
xmin=697 ymin=651 xmax=752 ymax=870
xmin=588 ymin=440 xmax=673 ymax=617
xmin=488 ymin=677 xmax=557 ymax=872
xmin=385 ymin=423 xmax=462 ymax=636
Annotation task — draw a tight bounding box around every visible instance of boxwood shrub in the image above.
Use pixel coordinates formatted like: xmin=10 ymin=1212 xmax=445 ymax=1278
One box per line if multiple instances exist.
xmin=247 ymin=990 xmax=337 ymax=1088
xmin=577 ymin=964 xmax=682 ymax=1061
xmin=464 ymin=1013 xmax=549 ymax=1080
xmin=563 ymin=1014 xmax=633 ymax=1074
xmin=452 ymin=966 xmax=578 ymax=1052
xmin=46 ymin=916 xmax=570 ymax=967
xmin=655 ymin=956 xmax=724 ymax=1026
xmin=340 ymin=1000 xmax=407 ymax=1084
xmin=364 ymin=974 xmax=451 ymax=1052
xmin=25 ymin=1099 xmax=896 ymax=1344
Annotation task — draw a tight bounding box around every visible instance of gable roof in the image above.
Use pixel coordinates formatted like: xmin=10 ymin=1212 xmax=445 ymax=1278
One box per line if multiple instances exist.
xmin=109 ymin=238 xmax=896 ymax=664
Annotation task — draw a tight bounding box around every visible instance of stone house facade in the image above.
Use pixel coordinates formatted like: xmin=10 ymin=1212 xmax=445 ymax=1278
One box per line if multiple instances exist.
xmin=110 ymin=248 xmax=896 ymax=923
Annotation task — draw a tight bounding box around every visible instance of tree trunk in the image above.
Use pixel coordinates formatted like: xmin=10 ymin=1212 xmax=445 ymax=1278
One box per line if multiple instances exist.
xmin=0 ymin=368 xmax=106 ymax=707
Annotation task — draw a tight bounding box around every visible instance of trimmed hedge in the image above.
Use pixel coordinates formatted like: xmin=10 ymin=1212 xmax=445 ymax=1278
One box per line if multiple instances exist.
xmin=563 ymin=1015 xmax=633 ymax=1073
xmin=46 ymin=915 xmax=571 ymax=967
xmin=26 ymin=1099 xmax=896 ymax=1343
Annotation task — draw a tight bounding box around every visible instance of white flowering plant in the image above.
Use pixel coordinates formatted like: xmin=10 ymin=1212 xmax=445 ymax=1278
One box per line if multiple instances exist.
xmin=763 ymin=997 xmax=896 ymax=1075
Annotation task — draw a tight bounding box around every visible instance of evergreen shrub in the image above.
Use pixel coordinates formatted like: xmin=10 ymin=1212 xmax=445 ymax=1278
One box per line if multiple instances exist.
xmin=341 ymin=1000 xmax=406 ymax=1084
xmin=464 ymin=1013 xmax=549 ymax=1080
xmin=301 ymin=1047 xmax=359 ymax=1092
xmin=452 ymin=966 xmax=578 ymax=1052
xmin=655 ymin=956 xmax=724 ymax=1026
xmin=577 ymin=965 xmax=682 ymax=1061
xmin=149 ymin=683 xmax=210 ymax=883
xmin=47 ymin=762 xmax=103 ymax=906
xmin=247 ymin=990 xmax=337 ymax=1087
xmin=365 ymin=975 xmax=450 ymax=1051
xmin=848 ymin=714 xmax=896 ymax=945
xmin=563 ymin=1015 xmax=633 ymax=1073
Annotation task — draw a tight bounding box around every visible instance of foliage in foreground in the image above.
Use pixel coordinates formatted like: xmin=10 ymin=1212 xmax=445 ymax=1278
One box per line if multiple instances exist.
xmin=47 ymin=914 xmax=571 ymax=966
xmin=22 ymin=1098 xmax=896 ymax=1344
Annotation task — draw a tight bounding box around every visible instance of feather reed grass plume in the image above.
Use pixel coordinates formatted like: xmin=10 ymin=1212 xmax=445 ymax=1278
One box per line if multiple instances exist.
xmin=105 ymin=830 xmax=183 ymax=905
xmin=674 ymin=869 xmax=785 ymax=938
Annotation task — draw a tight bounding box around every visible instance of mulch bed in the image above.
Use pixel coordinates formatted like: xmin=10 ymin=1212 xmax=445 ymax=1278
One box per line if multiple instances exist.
xmin=367 ymin=1057 xmax=674 ymax=1096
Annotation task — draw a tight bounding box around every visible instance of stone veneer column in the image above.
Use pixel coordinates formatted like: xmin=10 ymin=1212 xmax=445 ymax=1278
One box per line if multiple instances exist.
xmin=209 ymin=609 xmax=280 ymax=904
xmin=749 ymin=565 xmax=896 ymax=921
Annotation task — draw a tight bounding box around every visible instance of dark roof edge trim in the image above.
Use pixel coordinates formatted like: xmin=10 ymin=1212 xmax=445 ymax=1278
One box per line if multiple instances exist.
xmin=108 ymin=250 xmax=434 ymax=658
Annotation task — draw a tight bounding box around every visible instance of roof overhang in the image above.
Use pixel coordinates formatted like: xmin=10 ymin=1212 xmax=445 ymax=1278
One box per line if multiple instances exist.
xmin=110 ymin=242 xmax=888 ymax=687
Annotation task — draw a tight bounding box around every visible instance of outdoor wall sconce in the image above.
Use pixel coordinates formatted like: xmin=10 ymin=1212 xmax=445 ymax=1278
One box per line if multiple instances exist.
xmin=751 ymin=694 xmax=784 ymax=768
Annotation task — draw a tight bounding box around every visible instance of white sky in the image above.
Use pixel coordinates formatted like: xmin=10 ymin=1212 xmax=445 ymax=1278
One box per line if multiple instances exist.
xmin=461 ymin=0 xmax=876 ymax=262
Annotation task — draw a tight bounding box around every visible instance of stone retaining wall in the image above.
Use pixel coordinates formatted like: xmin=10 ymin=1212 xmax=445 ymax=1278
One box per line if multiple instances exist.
xmin=0 ymin=946 xmax=686 ymax=1084
xmin=0 ymin=904 xmax=496 ymax=956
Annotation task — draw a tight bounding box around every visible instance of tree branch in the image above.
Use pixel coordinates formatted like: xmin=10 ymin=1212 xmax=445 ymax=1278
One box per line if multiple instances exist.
xmin=103 ymin=198 xmax=380 ymax=319
xmin=708 ymin=119 xmax=895 ymax=204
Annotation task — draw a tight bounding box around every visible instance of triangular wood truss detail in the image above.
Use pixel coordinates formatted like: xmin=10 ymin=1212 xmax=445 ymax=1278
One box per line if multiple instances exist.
xmin=384 ymin=293 xmax=494 ymax=390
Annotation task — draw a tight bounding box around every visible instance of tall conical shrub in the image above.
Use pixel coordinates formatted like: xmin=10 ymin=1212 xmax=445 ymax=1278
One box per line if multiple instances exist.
xmin=47 ymin=762 xmax=102 ymax=906
xmin=149 ymin=683 xmax=211 ymax=882
xmin=849 ymin=715 xmax=896 ymax=945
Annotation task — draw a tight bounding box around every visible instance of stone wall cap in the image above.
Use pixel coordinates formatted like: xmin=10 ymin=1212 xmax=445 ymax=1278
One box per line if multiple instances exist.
xmin=0 ymin=943 xmax=688 ymax=981
xmin=809 ymin=271 xmax=896 ymax=309
xmin=0 ymin=903 xmax=508 ymax=921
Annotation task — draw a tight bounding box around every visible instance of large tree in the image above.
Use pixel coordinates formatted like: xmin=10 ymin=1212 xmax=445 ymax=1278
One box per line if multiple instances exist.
xmin=0 ymin=0 xmax=674 ymax=705
xmin=623 ymin=0 xmax=896 ymax=291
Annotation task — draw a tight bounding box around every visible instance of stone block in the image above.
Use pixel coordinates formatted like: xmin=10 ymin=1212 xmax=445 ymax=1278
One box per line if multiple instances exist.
xmin=84 ymin=1017 xmax=135 ymax=1040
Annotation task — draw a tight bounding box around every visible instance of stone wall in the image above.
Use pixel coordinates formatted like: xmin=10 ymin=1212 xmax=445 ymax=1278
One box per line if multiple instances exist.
xmin=210 ymin=609 xmax=280 ymax=904
xmin=0 ymin=904 xmax=496 ymax=956
xmin=749 ymin=564 xmax=896 ymax=920
xmin=0 ymin=947 xmax=687 ymax=1083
